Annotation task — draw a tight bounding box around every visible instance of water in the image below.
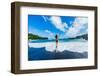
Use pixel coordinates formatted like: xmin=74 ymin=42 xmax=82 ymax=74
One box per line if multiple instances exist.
xmin=28 ymin=39 xmax=88 ymax=61
xmin=29 ymin=38 xmax=87 ymax=43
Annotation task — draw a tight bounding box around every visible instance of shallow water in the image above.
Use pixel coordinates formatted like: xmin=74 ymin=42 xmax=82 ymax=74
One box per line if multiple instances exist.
xmin=28 ymin=39 xmax=88 ymax=61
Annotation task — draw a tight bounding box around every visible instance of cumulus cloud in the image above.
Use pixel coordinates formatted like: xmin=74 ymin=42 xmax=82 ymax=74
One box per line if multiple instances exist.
xmin=42 ymin=16 xmax=88 ymax=38
xmin=66 ymin=17 xmax=88 ymax=38
xmin=49 ymin=16 xmax=68 ymax=32
xmin=73 ymin=17 xmax=88 ymax=27
xmin=45 ymin=30 xmax=54 ymax=36
xmin=45 ymin=30 xmax=54 ymax=39
xmin=66 ymin=27 xmax=80 ymax=38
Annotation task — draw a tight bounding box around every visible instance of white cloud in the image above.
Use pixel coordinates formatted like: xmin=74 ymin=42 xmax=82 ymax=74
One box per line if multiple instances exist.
xmin=45 ymin=30 xmax=53 ymax=36
xmin=42 ymin=16 xmax=88 ymax=38
xmin=73 ymin=17 xmax=88 ymax=27
xmin=66 ymin=27 xmax=80 ymax=38
xmin=66 ymin=17 xmax=88 ymax=38
xmin=42 ymin=16 xmax=49 ymax=22
xmin=49 ymin=16 xmax=68 ymax=32
xmin=45 ymin=30 xmax=54 ymax=39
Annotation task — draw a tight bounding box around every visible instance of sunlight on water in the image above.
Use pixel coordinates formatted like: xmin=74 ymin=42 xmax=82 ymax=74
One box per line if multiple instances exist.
xmin=29 ymin=39 xmax=88 ymax=53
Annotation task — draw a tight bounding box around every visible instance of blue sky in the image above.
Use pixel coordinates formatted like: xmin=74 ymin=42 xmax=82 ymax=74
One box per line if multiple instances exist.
xmin=28 ymin=15 xmax=88 ymax=39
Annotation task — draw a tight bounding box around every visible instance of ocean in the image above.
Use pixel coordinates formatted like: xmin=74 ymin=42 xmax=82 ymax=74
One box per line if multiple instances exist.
xmin=28 ymin=39 xmax=88 ymax=61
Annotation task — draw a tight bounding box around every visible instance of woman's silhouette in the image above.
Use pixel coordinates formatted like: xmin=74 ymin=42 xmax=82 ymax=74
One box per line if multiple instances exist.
xmin=55 ymin=34 xmax=58 ymax=52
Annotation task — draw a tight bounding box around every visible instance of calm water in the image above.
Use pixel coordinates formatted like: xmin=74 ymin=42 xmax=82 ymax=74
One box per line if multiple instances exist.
xmin=28 ymin=39 xmax=88 ymax=61
xmin=29 ymin=38 xmax=87 ymax=43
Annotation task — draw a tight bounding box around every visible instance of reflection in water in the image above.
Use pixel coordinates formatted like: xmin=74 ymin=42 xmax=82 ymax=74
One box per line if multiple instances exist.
xmin=28 ymin=47 xmax=88 ymax=61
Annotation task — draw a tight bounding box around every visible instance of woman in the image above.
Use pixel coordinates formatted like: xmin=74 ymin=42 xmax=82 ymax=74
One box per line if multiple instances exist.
xmin=55 ymin=34 xmax=58 ymax=52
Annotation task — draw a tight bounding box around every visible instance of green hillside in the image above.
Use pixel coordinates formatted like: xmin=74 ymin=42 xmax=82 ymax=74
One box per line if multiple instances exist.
xmin=28 ymin=33 xmax=48 ymax=40
xmin=68 ymin=34 xmax=88 ymax=40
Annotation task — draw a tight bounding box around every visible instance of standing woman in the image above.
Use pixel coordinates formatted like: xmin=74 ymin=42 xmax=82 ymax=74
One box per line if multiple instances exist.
xmin=55 ymin=34 xmax=58 ymax=52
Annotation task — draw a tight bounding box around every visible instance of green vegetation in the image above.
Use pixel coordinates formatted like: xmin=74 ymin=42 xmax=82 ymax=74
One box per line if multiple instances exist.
xmin=68 ymin=34 xmax=88 ymax=40
xmin=28 ymin=33 xmax=48 ymax=40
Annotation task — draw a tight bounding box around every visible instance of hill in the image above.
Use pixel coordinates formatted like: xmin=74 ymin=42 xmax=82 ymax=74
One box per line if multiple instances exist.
xmin=28 ymin=33 xmax=48 ymax=40
xmin=68 ymin=34 xmax=88 ymax=40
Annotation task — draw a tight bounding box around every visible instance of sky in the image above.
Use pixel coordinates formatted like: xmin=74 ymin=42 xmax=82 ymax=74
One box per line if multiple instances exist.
xmin=28 ymin=15 xmax=88 ymax=39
